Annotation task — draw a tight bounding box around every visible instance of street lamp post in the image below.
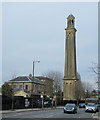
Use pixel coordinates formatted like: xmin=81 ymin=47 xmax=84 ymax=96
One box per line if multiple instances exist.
xmin=31 ymin=61 xmax=40 ymax=109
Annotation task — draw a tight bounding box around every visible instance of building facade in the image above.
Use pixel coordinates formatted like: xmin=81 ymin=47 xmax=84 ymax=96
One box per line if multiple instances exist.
xmin=63 ymin=14 xmax=78 ymax=101
xmin=8 ymin=76 xmax=53 ymax=98
xmin=36 ymin=76 xmax=53 ymax=97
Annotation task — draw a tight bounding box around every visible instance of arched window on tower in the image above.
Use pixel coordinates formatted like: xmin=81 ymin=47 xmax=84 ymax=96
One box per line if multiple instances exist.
xmin=69 ymin=20 xmax=71 ymax=25
xmin=68 ymin=19 xmax=74 ymax=28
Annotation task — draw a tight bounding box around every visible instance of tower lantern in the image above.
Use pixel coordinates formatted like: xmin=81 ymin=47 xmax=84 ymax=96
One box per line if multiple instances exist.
xmin=67 ymin=14 xmax=75 ymax=28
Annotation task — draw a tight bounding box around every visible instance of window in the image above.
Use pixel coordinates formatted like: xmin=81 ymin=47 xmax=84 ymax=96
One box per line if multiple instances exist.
xmin=36 ymin=84 xmax=38 ymax=90
xmin=13 ymin=85 xmax=16 ymax=88
xmin=72 ymin=19 xmax=74 ymax=24
xmin=25 ymin=85 xmax=28 ymax=90
xmin=69 ymin=20 xmax=71 ymax=25
xmin=19 ymin=85 xmax=22 ymax=89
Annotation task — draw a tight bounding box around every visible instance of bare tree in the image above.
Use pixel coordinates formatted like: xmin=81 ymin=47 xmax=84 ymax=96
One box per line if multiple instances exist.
xmin=82 ymin=82 xmax=93 ymax=98
xmin=92 ymin=64 xmax=100 ymax=86
xmin=42 ymin=70 xmax=63 ymax=93
xmin=42 ymin=70 xmax=63 ymax=103
xmin=75 ymin=72 xmax=95 ymax=102
xmin=92 ymin=63 xmax=100 ymax=99
xmin=10 ymin=72 xmax=18 ymax=79
xmin=75 ymin=73 xmax=85 ymax=102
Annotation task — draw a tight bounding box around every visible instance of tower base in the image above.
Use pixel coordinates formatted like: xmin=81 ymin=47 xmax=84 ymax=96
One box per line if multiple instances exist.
xmin=63 ymin=78 xmax=78 ymax=101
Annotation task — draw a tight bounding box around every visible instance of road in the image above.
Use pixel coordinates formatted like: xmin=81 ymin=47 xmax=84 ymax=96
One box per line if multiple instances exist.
xmin=2 ymin=108 xmax=97 ymax=119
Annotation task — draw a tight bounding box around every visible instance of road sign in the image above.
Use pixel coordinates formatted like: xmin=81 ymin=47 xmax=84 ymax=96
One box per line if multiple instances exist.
xmin=41 ymin=94 xmax=43 ymax=98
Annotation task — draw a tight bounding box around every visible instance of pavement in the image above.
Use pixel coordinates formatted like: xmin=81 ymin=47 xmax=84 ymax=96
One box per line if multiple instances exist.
xmin=93 ymin=111 xmax=100 ymax=120
xmin=0 ymin=106 xmax=64 ymax=114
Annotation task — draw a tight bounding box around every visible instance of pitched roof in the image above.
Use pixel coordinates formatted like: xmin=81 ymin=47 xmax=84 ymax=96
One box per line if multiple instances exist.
xmin=35 ymin=76 xmax=54 ymax=81
xmin=10 ymin=76 xmax=29 ymax=82
xmin=9 ymin=76 xmax=46 ymax=85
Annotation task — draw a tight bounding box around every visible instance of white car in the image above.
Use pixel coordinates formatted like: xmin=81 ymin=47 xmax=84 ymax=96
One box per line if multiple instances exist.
xmin=85 ymin=103 xmax=97 ymax=113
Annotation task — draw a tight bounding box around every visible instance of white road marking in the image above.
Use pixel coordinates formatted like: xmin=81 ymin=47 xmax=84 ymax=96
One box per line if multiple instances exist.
xmin=92 ymin=113 xmax=95 ymax=117
xmin=45 ymin=113 xmax=55 ymax=118
xmin=92 ymin=112 xmax=99 ymax=119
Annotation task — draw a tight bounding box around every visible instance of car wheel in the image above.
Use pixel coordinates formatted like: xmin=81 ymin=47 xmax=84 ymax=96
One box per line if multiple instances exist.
xmin=97 ymin=109 xmax=99 ymax=112
xmin=64 ymin=110 xmax=66 ymax=113
xmin=94 ymin=111 xmax=96 ymax=113
xmin=73 ymin=111 xmax=76 ymax=114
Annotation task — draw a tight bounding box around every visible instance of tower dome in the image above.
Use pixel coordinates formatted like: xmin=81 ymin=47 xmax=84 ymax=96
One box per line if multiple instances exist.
xmin=67 ymin=14 xmax=75 ymax=19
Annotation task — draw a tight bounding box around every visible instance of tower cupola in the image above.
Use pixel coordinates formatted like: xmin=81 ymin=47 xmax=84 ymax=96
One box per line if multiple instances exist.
xmin=67 ymin=14 xmax=75 ymax=28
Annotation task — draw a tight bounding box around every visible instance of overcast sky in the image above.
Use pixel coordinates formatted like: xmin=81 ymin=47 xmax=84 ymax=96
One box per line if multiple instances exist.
xmin=2 ymin=2 xmax=98 ymax=89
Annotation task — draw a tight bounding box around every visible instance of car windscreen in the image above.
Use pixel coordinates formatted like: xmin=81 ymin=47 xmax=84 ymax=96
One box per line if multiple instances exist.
xmin=79 ymin=103 xmax=85 ymax=105
xmin=66 ymin=104 xmax=75 ymax=107
xmin=87 ymin=104 xmax=95 ymax=106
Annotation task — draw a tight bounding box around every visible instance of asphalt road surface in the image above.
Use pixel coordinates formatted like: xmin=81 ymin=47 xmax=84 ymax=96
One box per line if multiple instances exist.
xmin=2 ymin=108 xmax=96 ymax=119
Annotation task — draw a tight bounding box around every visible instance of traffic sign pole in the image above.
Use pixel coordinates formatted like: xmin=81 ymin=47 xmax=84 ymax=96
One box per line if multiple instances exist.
xmin=41 ymin=94 xmax=43 ymax=109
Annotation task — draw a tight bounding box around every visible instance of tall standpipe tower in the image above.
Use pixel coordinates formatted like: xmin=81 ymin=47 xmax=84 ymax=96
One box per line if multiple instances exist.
xmin=63 ymin=14 xmax=78 ymax=101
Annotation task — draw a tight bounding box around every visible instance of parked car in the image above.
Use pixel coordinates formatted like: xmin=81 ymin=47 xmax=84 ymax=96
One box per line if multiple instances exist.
xmin=85 ymin=103 xmax=97 ymax=113
xmin=79 ymin=103 xmax=85 ymax=108
xmin=64 ymin=103 xmax=77 ymax=114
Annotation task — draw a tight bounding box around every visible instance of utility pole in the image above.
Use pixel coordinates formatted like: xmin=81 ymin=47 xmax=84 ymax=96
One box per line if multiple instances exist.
xmin=31 ymin=61 xmax=40 ymax=109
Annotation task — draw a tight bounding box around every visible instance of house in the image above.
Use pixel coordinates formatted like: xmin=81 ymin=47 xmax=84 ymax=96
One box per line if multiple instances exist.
xmin=8 ymin=76 xmax=53 ymax=98
xmin=8 ymin=76 xmax=46 ymax=97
